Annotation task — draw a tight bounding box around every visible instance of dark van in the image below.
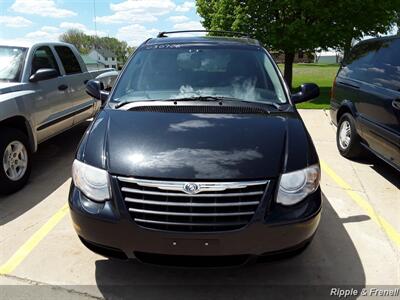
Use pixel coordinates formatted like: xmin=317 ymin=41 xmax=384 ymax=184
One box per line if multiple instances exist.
xmin=69 ymin=31 xmax=322 ymax=265
xmin=330 ymin=36 xmax=400 ymax=170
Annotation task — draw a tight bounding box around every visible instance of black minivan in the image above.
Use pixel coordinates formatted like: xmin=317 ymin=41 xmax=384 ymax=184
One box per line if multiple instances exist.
xmin=69 ymin=32 xmax=322 ymax=264
xmin=331 ymin=36 xmax=400 ymax=170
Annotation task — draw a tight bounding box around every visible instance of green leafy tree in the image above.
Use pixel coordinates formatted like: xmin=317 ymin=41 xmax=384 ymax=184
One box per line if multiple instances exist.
xmin=60 ymin=30 xmax=135 ymax=66
xmin=59 ymin=29 xmax=90 ymax=54
xmin=196 ymin=0 xmax=400 ymax=89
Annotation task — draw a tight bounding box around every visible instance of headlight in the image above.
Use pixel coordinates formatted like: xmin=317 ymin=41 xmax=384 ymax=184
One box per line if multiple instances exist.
xmin=72 ymin=159 xmax=111 ymax=202
xmin=277 ymin=164 xmax=320 ymax=206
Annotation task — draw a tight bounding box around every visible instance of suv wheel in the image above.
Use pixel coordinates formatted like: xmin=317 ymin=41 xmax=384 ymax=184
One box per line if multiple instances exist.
xmin=336 ymin=113 xmax=363 ymax=159
xmin=0 ymin=128 xmax=31 ymax=195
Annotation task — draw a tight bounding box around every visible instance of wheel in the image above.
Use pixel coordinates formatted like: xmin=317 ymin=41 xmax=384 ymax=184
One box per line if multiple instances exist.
xmin=0 ymin=128 xmax=31 ymax=195
xmin=336 ymin=113 xmax=363 ymax=159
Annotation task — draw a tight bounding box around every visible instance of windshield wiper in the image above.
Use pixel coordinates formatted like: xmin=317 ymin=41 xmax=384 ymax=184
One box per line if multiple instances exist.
xmin=173 ymin=96 xmax=282 ymax=108
xmin=114 ymin=100 xmax=131 ymax=109
xmin=173 ymin=96 xmax=227 ymax=102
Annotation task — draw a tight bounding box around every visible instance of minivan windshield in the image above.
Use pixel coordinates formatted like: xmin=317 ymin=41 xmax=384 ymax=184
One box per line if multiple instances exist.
xmin=112 ymin=46 xmax=287 ymax=104
xmin=0 ymin=46 xmax=27 ymax=82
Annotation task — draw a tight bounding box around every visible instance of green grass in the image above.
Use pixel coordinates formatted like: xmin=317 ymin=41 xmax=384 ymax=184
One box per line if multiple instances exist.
xmin=279 ymin=63 xmax=339 ymax=109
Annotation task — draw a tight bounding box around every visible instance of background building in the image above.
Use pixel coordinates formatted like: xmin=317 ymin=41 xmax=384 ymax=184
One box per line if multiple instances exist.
xmin=88 ymin=48 xmax=118 ymax=69
xmin=81 ymin=54 xmax=107 ymax=71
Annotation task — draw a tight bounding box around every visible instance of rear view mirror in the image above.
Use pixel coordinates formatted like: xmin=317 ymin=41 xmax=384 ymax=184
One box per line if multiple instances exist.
xmin=29 ymin=68 xmax=58 ymax=82
xmin=86 ymin=80 xmax=109 ymax=106
xmin=291 ymin=83 xmax=320 ymax=104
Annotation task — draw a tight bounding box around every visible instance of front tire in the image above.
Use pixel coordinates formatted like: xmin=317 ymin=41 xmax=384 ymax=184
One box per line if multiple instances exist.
xmin=336 ymin=113 xmax=363 ymax=159
xmin=0 ymin=128 xmax=31 ymax=195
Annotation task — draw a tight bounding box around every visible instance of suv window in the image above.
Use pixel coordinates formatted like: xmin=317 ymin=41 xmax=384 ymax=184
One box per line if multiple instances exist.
xmin=341 ymin=38 xmax=400 ymax=91
xmin=54 ymin=46 xmax=82 ymax=75
xmin=31 ymin=46 xmax=60 ymax=76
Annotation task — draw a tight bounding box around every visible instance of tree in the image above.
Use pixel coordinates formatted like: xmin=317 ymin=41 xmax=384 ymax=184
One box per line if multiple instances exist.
xmin=60 ymin=29 xmax=90 ymax=54
xmin=196 ymin=0 xmax=400 ymax=89
xmin=60 ymin=30 xmax=135 ymax=66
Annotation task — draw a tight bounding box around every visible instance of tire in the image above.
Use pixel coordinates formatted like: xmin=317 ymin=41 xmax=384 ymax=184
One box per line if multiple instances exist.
xmin=0 ymin=128 xmax=32 ymax=195
xmin=336 ymin=113 xmax=363 ymax=159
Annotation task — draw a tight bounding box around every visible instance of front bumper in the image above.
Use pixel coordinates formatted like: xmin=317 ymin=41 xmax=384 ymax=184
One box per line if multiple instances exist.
xmin=69 ymin=181 xmax=322 ymax=260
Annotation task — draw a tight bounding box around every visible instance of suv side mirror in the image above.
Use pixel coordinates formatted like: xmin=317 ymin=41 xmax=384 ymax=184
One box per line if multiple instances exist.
xmin=86 ymin=80 xmax=109 ymax=105
xmin=291 ymin=83 xmax=320 ymax=104
xmin=29 ymin=68 xmax=58 ymax=82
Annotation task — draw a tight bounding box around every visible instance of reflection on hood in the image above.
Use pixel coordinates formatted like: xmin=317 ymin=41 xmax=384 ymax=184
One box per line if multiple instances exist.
xmin=131 ymin=148 xmax=263 ymax=178
xmin=169 ymin=120 xmax=214 ymax=132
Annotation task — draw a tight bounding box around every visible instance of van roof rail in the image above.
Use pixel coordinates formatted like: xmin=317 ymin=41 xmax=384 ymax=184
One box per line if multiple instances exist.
xmin=157 ymin=30 xmax=252 ymax=39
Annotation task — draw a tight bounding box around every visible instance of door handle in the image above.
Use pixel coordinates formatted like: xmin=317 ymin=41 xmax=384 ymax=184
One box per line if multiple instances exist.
xmin=392 ymin=99 xmax=400 ymax=110
xmin=58 ymin=84 xmax=68 ymax=91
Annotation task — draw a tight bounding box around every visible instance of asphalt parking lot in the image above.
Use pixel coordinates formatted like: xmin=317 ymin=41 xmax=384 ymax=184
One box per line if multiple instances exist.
xmin=0 ymin=110 xmax=399 ymax=299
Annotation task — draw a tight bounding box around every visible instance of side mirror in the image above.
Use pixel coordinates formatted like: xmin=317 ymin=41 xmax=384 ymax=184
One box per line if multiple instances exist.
xmin=29 ymin=68 xmax=58 ymax=82
xmin=291 ymin=83 xmax=320 ymax=104
xmin=86 ymin=80 xmax=109 ymax=106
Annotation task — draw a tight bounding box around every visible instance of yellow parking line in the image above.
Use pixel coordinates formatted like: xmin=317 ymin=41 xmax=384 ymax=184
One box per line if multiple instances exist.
xmin=321 ymin=160 xmax=400 ymax=248
xmin=0 ymin=203 xmax=69 ymax=275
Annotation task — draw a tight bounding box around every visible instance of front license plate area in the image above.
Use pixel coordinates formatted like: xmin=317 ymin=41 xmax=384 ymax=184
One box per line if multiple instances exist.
xmin=164 ymin=238 xmax=220 ymax=254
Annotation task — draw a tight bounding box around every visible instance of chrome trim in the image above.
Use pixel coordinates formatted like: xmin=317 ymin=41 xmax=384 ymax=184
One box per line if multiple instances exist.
xmin=120 ymin=177 xmax=269 ymax=231
xmin=130 ymin=208 xmax=254 ymax=217
xmin=121 ymin=187 xmax=264 ymax=198
xmin=117 ymin=100 xmax=178 ymax=111
xmin=134 ymin=218 xmax=248 ymax=227
xmin=118 ymin=176 xmax=269 ymax=193
xmin=125 ymin=197 xmax=260 ymax=207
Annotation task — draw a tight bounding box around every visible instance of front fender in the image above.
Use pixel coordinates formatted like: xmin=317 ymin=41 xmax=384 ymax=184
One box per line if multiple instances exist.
xmin=0 ymin=91 xmax=38 ymax=152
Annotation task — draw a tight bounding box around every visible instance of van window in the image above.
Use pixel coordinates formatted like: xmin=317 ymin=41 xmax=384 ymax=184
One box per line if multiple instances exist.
xmin=55 ymin=46 xmax=82 ymax=75
xmin=342 ymin=38 xmax=400 ymax=91
xmin=367 ymin=39 xmax=400 ymax=91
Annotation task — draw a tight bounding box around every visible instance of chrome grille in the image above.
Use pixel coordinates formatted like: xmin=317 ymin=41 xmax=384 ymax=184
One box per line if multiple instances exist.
xmin=118 ymin=177 xmax=269 ymax=232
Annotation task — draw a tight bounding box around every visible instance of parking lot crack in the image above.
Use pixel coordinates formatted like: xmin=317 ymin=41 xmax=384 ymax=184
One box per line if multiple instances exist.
xmin=0 ymin=274 xmax=103 ymax=300
xmin=321 ymin=182 xmax=365 ymax=193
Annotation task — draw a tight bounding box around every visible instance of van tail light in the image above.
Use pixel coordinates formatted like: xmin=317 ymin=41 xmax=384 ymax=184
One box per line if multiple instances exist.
xmin=330 ymin=78 xmax=337 ymax=100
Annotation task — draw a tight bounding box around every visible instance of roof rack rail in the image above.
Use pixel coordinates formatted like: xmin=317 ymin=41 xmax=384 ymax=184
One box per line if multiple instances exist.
xmin=157 ymin=30 xmax=252 ymax=39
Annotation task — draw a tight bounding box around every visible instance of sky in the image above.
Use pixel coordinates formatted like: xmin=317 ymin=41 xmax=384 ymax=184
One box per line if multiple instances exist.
xmin=0 ymin=0 xmax=204 ymax=46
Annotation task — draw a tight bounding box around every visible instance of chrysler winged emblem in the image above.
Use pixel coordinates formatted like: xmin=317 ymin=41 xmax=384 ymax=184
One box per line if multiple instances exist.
xmin=183 ymin=183 xmax=200 ymax=195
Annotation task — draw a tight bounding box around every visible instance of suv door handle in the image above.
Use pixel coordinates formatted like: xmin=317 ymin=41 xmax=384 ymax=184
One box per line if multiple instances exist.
xmin=58 ymin=84 xmax=68 ymax=91
xmin=392 ymin=99 xmax=400 ymax=110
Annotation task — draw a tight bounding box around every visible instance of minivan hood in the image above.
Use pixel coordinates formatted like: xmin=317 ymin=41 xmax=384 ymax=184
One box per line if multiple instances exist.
xmin=81 ymin=109 xmax=317 ymax=180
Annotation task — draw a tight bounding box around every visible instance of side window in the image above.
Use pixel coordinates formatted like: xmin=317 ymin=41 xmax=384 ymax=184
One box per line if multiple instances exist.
xmin=54 ymin=46 xmax=82 ymax=75
xmin=341 ymin=39 xmax=400 ymax=92
xmin=340 ymin=43 xmax=375 ymax=82
xmin=368 ymin=39 xmax=400 ymax=91
xmin=31 ymin=46 xmax=60 ymax=76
